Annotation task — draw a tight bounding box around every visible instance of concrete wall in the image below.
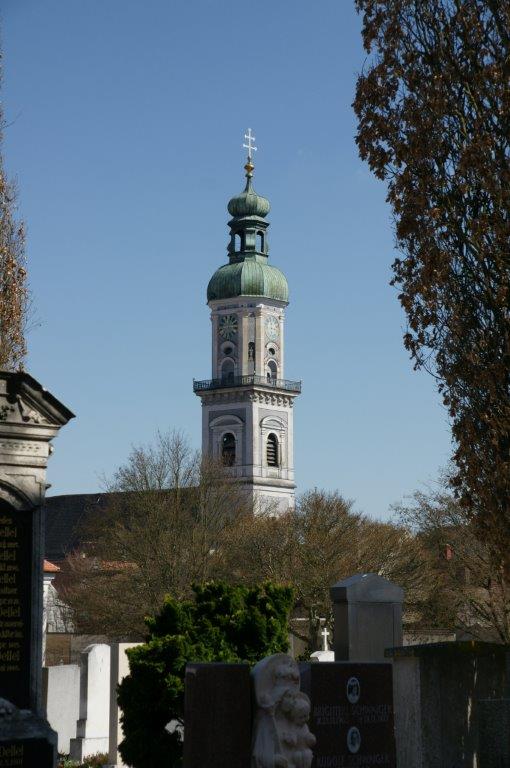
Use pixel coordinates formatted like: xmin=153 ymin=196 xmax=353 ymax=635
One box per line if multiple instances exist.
xmin=42 ymin=663 xmax=80 ymax=754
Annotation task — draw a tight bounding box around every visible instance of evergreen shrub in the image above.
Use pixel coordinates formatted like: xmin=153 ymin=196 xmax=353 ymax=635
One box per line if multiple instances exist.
xmin=118 ymin=581 xmax=293 ymax=768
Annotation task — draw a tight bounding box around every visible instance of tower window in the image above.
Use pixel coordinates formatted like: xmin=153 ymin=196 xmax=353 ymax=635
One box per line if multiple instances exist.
xmin=257 ymin=231 xmax=265 ymax=252
xmin=267 ymin=360 xmax=277 ymax=381
xmin=222 ymin=433 xmax=236 ymax=466
xmin=234 ymin=232 xmax=244 ymax=252
xmin=267 ymin=433 xmax=279 ymax=467
xmin=221 ymin=358 xmax=235 ymax=383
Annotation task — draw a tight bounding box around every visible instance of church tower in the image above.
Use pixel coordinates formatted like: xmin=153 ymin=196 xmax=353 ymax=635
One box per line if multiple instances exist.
xmin=193 ymin=132 xmax=301 ymax=512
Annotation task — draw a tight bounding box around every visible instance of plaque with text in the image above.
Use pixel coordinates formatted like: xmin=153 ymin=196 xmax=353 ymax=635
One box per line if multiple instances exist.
xmin=300 ymin=662 xmax=396 ymax=768
xmin=0 ymin=739 xmax=54 ymax=768
xmin=0 ymin=507 xmax=33 ymax=710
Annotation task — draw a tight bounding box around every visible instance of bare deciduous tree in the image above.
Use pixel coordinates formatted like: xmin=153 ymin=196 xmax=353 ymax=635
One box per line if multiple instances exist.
xmin=395 ymin=471 xmax=510 ymax=643
xmin=59 ymin=431 xmax=250 ymax=638
xmin=218 ymin=489 xmax=430 ymax=651
xmin=0 ymin=48 xmax=28 ymax=370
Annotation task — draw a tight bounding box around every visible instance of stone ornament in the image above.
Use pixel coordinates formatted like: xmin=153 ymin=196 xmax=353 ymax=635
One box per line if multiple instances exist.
xmin=251 ymin=654 xmax=316 ymax=768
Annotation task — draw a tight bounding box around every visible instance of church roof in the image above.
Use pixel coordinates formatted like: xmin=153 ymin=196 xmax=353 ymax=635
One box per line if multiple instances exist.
xmin=43 ymin=559 xmax=60 ymax=573
xmin=207 ymin=259 xmax=288 ymax=303
xmin=43 ymin=493 xmax=111 ymax=562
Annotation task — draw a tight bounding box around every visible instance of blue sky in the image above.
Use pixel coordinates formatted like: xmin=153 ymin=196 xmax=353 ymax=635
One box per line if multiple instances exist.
xmin=2 ymin=0 xmax=451 ymax=518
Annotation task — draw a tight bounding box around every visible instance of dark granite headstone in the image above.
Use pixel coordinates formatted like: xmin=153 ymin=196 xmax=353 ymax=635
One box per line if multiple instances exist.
xmin=184 ymin=663 xmax=252 ymax=768
xmin=300 ymin=662 xmax=396 ymax=768
xmin=0 ymin=506 xmax=34 ymax=710
xmin=0 ymin=699 xmax=56 ymax=768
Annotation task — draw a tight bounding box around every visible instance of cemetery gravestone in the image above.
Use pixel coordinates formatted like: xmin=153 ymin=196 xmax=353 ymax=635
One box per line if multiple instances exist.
xmin=300 ymin=662 xmax=396 ymax=768
xmin=107 ymin=642 xmax=141 ymax=768
xmin=0 ymin=699 xmax=57 ymax=768
xmin=330 ymin=574 xmax=403 ymax=663
xmin=42 ymin=663 xmax=81 ymax=754
xmin=0 ymin=502 xmax=33 ymax=711
xmin=184 ymin=663 xmax=252 ymax=768
xmin=70 ymin=644 xmax=111 ymax=762
xmin=0 ymin=372 xmax=73 ymax=768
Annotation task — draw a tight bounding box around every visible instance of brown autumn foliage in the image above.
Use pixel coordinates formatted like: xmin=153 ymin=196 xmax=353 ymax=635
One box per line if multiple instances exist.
xmin=218 ymin=490 xmax=436 ymax=651
xmin=394 ymin=470 xmax=510 ymax=642
xmin=0 ymin=49 xmax=28 ymax=370
xmin=353 ymin=2 xmax=510 ymax=554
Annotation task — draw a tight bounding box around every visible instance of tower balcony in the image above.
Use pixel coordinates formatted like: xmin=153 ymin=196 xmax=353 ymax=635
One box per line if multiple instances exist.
xmin=193 ymin=374 xmax=301 ymax=394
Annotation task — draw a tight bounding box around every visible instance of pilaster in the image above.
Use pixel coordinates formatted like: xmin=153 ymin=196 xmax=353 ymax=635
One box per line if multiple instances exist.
xmin=255 ymin=307 xmax=264 ymax=376
xmin=211 ymin=312 xmax=219 ymax=378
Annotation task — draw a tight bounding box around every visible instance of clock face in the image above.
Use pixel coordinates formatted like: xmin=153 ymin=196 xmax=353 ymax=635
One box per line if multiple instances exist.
xmin=219 ymin=314 xmax=238 ymax=340
xmin=265 ymin=315 xmax=279 ymax=342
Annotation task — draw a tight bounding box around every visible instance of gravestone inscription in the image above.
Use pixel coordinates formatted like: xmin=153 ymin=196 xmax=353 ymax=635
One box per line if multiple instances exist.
xmin=0 ymin=505 xmax=33 ymax=710
xmin=300 ymin=662 xmax=396 ymax=768
xmin=0 ymin=699 xmax=57 ymax=768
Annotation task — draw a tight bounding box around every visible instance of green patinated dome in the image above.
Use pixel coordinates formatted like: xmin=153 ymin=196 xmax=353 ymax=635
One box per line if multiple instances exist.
xmin=227 ymin=185 xmax=270 ymax=218
xmin=207 ymin=258 xmax=289 ymax=302
xmin=208 ymin=157 xmax=288 ymax=304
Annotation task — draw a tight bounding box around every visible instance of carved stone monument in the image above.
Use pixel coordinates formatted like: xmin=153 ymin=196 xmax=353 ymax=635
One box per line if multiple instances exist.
xmin=251 ymin=654 xmax=315 ymax=768
xmin=183 ymin=656 xmax=315 ymax=768
xmin=0 ymin=371 xmax=74 ymax=766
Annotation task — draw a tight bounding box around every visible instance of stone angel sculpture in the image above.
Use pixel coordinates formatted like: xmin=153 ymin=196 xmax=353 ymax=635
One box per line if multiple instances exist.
xmin=251 ymin=654 xmax=316 ymax=768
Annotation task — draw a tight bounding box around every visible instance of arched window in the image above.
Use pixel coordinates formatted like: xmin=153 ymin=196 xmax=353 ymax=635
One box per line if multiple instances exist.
xmin=221 ymin=358 xmax=235 ymax=383
xmin=222 ymin=433 xmax=236 ymax=466
xmin=257 ymin=231 xmax=265 ymax=252
xmin=267 ymin=433 xmax=279 ymax=467
xmin=234 ymin=232 xmax=244 ymax=252
xmin=267 ymin=360 xmax=277 ymax=382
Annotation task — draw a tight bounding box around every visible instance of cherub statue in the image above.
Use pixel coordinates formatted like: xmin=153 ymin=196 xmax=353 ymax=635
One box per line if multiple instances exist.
xmin=251 ymin=654 xmax=315 ymax=768
xmin=276 ymin=690 xmax=316 ymax=768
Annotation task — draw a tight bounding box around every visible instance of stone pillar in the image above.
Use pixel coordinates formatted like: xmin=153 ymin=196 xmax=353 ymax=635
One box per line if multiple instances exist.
xmin=330 ymin=573 xmax=403 ymax=662
xmin=0 ymin=371 xmax=74 ymax=715
xmin=107 ymin=642 xmax=141 ymax=768
xmin=70 ymin=644 xmax=111 ymax=762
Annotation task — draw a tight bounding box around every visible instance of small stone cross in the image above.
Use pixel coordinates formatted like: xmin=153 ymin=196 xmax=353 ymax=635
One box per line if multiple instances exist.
xmin=243 ymin=128 xmax=257 ymax=160
xmin=321 ymin=626 xmax=330 ymax=651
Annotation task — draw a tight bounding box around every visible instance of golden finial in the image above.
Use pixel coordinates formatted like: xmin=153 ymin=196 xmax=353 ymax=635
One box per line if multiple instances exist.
xmin=243 ymin=128 xmax=257 ymax=176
